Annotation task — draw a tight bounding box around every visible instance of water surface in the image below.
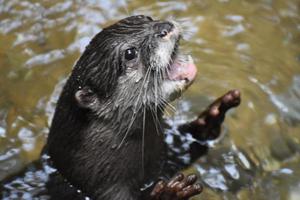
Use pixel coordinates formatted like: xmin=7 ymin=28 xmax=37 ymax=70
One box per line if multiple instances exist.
xmin=0 ymin=0 xmax=300 ymax=199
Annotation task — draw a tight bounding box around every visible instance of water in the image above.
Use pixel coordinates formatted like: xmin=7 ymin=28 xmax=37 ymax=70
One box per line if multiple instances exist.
xmin=0 ymin=0 xmax=300 ymax=199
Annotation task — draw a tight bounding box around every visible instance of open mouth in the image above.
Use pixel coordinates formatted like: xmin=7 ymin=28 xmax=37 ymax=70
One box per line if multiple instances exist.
xmin=167 ymin=38 xmax=197 ymax=84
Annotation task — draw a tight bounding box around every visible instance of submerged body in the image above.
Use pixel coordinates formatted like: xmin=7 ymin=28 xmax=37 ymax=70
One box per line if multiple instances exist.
xmin=1 ymin=16 xmax=240 ymax=200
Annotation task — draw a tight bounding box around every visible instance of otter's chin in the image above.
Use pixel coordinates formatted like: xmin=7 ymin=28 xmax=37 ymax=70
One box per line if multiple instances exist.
xmin=162 ymin=54 xmax=197 ymax=102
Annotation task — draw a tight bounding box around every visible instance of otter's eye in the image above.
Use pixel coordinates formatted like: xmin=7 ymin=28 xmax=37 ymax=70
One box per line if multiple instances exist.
xmin=125 ymin=48 xmax=137 ymax=60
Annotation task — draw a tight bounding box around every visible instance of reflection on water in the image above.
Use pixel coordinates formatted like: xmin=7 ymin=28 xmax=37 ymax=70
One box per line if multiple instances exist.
xmin=0 ymin=0 xmax=300 ymax=199
xmin=276 ymin=76 xmax=300 ymax=125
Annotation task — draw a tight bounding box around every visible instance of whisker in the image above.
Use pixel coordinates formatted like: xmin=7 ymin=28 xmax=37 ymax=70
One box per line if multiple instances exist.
xmin=149 ymin=104 xmax=164 ymax=135
xmin=142 ymin=105 xmax=146 ymax=178
xmin=118 ymin=67 xmax=151 ymax=148
xmin=149 ymin=107 xmax=161 ymax=135
xmin=159 ymin=98 xmax=176 ymax=113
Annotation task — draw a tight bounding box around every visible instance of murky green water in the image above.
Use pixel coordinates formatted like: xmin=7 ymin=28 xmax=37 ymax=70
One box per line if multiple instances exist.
xmin=0 ymin=0 xmax=299 ymax=199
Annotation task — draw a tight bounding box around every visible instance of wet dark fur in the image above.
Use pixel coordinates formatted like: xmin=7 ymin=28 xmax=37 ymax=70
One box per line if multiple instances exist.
xmin=46 ymin=15 xmax=176 ymax=200
xmin=2 ymin=16 xmax=211 ymax=200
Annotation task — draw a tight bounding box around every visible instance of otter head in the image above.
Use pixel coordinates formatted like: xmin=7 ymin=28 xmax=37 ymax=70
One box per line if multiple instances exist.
xmin=73 ymin=15 xmax=197 ymax=114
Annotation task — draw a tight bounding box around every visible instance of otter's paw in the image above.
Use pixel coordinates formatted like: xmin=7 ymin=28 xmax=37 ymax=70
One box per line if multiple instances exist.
xmin=150 ymin=173 xmax=202 ymax=200
xmin=190 ymin=89 xmax=241 ymax=140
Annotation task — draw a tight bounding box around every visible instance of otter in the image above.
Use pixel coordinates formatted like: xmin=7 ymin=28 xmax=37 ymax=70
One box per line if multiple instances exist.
xmin=1 ymin=15 xmax=241 ymax=200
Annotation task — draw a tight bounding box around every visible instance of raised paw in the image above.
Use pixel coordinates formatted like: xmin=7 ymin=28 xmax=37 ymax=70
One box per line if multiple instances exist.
xmin=204 ymin=89 xmax=241 ymax=119
xmin=198 ymin=89 xmax=241 ymax=139
xmin=150 ymin=173 xmax=202 ymax=200
xmin=179 ymin=90 xmax=241 ymax=140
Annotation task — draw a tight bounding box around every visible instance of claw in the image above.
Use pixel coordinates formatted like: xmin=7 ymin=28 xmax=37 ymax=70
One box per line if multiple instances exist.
xmin=150 ymin=174 xmax=202 ymax=200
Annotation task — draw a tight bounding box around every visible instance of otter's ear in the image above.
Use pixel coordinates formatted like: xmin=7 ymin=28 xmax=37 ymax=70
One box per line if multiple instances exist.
xmin=75 ymin=87 xmax=98 ymax=108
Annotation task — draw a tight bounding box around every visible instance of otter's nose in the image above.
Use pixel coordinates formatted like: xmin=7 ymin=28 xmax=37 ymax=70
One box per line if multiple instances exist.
xmin=154 ymin=22 xmax=174 ymax=38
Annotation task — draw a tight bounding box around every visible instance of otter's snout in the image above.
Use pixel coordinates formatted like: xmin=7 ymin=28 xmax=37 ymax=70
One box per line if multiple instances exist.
xmin=154 ymin=22 xmax=177 ymax=39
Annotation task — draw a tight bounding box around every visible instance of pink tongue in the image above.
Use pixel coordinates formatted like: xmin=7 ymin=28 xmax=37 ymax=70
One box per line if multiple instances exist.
xmin=168 ymin=59 xmax=197 ymax=81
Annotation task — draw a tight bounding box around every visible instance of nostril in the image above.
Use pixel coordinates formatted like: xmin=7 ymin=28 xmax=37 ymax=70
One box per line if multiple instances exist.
xmin=154 ymin=22 xmax=174 ymax=38
xmin=159 ymin=29 xmax=168 ymax=37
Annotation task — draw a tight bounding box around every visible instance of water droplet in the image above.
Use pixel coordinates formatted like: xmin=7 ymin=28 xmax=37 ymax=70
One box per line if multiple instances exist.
xmin=135 ymin=77 xmax=141 ymax=83
xmin=140 ymin=181 xmax=154 ymax=191
xmin=114 ymin=103 xmax=120 ymax=109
